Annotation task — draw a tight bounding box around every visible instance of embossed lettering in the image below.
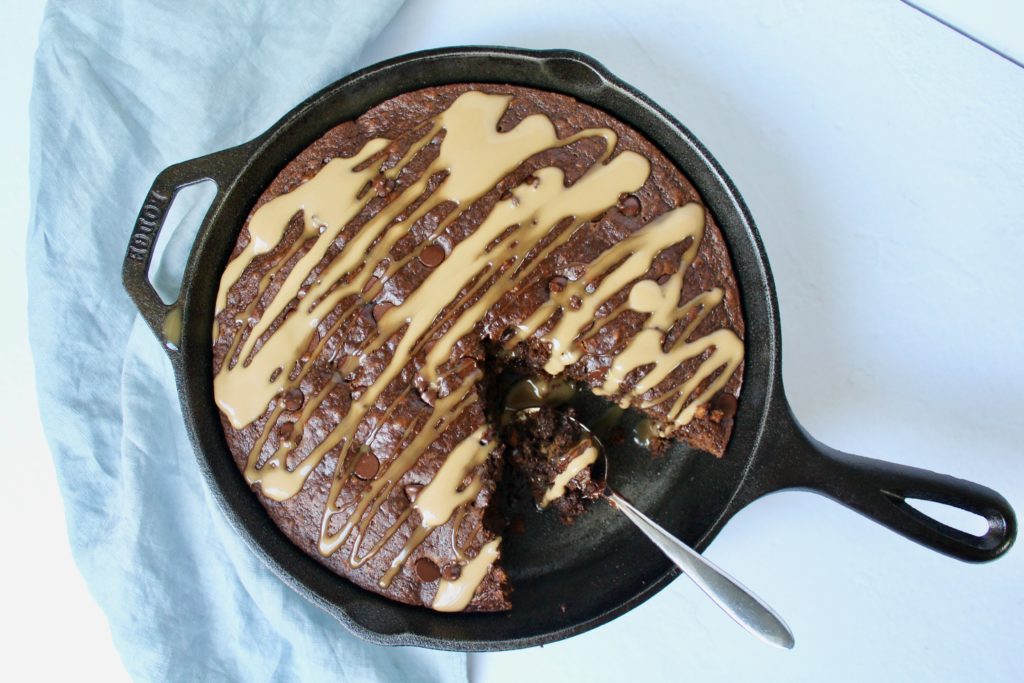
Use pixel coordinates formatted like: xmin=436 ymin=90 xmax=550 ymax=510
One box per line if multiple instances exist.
xmin=127 ymin=187 xmax=171 ymax=260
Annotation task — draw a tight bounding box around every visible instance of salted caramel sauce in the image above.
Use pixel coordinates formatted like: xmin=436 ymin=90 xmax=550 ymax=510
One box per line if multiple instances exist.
xmin=432 ymin=538 xmax=501 ymax=612
xmin=215 ymin=92 xmax=629 ymax=430
xmin=414 ymin=427 xmax=495 ymax=529
xmin=212 ymin=90 xmax=744 ymax=606
xmin=503 ymin=376 xmax=575 ymax=413
xmin=541 ymin=442 xmax=600 ymax=506
xmin=223 ymin=93 xmax=639 ymax=508
xmin=631 ymin=417 xmax=658 ymax=450
xmin=377 ymin=427 xmax=497 ymax=588
xmin=162 ymin=305 xmax=182 ymax=350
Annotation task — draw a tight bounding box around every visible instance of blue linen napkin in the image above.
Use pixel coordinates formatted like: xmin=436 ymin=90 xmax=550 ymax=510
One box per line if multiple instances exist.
xmin=26 ymin=1 xmax=466 ymax=680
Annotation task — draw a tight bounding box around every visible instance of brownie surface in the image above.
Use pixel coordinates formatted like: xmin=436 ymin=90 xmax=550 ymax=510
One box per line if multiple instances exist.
xmin=211 ymin=83 xmax=744 ymax=611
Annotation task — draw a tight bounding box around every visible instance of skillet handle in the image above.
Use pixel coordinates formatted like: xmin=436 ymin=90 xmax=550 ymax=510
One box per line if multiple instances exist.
xmin=121 ymin=144 xmax=250 ymax=353
xmin=755 ymin=404 xmax=1016 ymax=563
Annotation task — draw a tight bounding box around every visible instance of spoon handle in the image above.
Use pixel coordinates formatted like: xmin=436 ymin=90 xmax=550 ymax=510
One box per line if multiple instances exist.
xmin=608 ymin=490 xmax=795 ymax=649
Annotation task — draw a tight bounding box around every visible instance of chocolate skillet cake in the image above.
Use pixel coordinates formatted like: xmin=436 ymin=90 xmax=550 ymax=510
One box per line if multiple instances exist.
xmin=211 ymin=84 xmax=745 ymax=612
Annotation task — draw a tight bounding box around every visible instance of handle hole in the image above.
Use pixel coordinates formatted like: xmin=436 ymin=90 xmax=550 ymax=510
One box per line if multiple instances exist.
xmin=148 ymin=180 xmax=218 ymax=304
xmin=905 ymin=498 xmax=990 ymax=537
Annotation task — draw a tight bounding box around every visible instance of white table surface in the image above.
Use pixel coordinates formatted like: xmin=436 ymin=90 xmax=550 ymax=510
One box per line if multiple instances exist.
xmin=3 ymin=1 xmax=1022 ymax=681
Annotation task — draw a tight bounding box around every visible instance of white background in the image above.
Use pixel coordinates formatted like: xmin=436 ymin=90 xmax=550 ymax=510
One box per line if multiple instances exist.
xmin=3 ymin=1 xmax=1022 ymax=681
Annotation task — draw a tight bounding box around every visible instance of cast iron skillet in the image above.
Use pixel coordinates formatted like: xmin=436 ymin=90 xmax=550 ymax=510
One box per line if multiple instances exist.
xmin=121 ymin=47 xmax=1015 ymax=650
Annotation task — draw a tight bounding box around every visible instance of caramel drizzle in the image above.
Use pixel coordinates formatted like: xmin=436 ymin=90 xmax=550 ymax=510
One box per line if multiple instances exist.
xmin=432 ymin=538 xmax=502 ymax=612
xmin=541 ymin=441 xmax=600 ymax=507
xmin=212 ymin=91 xmax=744 ymax=607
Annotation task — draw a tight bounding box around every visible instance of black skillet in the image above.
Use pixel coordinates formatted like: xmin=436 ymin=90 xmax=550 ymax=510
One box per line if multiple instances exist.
xmin=121 ymin=47 xmax=1016 ymax=650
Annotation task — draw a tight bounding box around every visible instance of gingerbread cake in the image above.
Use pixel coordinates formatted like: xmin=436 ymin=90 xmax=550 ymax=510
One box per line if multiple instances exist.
xmin=211 ymin=84 xmax=745 ymax=612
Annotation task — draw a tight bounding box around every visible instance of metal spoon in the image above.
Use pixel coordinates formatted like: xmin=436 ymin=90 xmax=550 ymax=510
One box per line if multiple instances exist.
xmin=581 ymin=422 xmax=795 ymax=649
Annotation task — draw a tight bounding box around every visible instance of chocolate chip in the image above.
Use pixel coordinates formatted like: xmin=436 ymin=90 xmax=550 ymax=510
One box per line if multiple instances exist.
xmin=711 ymin=392 xmax=738 ymax=418
xmin=373 ymin=176 xmax=396 ymax=196
xmin=442 ymin=563 xmax=462 ymax=581
xmin=277 ymin=421 xmax=302 ymax=446
xmin=372 ymin=302 xmax=393 ymax=322
xmin=354 ymin=451 xmax=380 ymax=480
xmin=548 ymin=276 xmax=568 ymax=293
xmin=362 ymin=275 xmax=378 ymax=294
xmin=419 ymin=244 xmax=446 ymax=268
xmin=569 ymin=295 xmax=582 ymax=310
xmin=404 ymin=484 xmax=422 ymax=503
xmin=389 ymin=494 xmax=409 ymax=514
xmin=415 ymin=557 xmax=441 ymax=582
xmin=656 ymin=274 xmax=671 ymax=285
xmin=419 ymin=388 xmax=437 ymax=407
xmin=525 ymin=174 xmax=540 ymax=188
xmin=282 ymin=388 xmax=304 ymax=411
xmin=499 ymin=326 xmax=517 ymax=343
xmin=618 ymin=193 xmax=641 ymax=217
xmin=499 ymin=189 xmax=513 ymax=201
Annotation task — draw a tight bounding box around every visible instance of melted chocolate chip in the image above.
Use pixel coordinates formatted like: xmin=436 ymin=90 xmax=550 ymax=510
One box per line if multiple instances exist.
xmin=372 ymin=302 xmax=393 ymax=322
xmin=414 ymin=557 xmax=441 ymax=582
xmin=618 ymin=193 xmax=641 ymax=217
xmin=419 ymin=244 xmax=446 ymax=268
xmin=499 ymin=326 xmax=517 ymax=343
xmin=548 ymin=276 xmax=568 ymax=293
xmin=362 ymin=275 xmax=378 ymax=294
xmin=442 ymin=563 xmax=462 ymax=581
xmin=569 ymin=295 xmax=582 ymax=310
xmin=656 ymin=274 xmax=671 ymax=285
xmin=373 ymin=176 xmax=396 ymax=196
xmin=711 ymin=392 xmax=738 ymax=418
xmin=282 ymin=388 xmax=304 ymax=411
xmin=276 ymin=422 xmax=293 ymax=440
xmin=389 ymin=494 xmax=409 ymax=514
xmin=354 ymin=452 xmax=380 ymax=480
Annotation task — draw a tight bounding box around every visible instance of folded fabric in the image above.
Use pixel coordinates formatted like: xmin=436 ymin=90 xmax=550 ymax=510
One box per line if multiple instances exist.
xmin=27 ymin=1 xmax=465 ymax=680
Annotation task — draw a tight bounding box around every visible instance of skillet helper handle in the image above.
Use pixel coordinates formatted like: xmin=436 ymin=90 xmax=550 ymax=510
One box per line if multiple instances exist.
xmin=768 ymin=409 xmax=1016 ymax=563
xmin=121 ymin=145 xmax=247 ymax=351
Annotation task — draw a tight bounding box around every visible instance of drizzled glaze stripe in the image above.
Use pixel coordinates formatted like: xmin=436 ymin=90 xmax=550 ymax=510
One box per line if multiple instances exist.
xmin=213 ymin=90 xmax=744 ymax=610
xmin=541 ymin=442 xmax=600 ymax=507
